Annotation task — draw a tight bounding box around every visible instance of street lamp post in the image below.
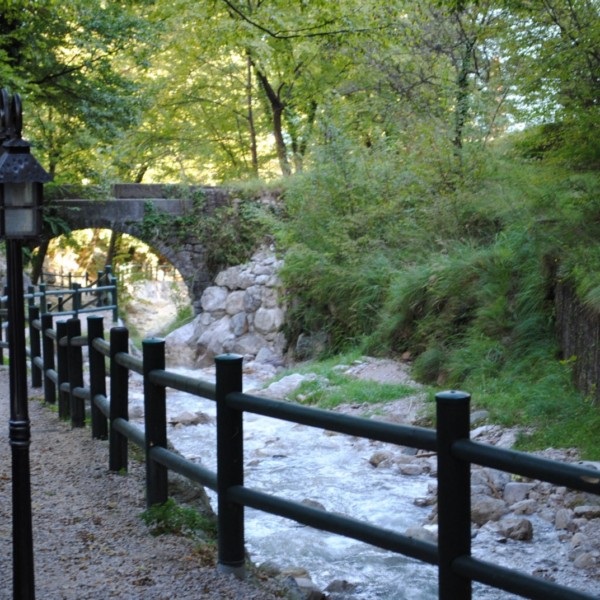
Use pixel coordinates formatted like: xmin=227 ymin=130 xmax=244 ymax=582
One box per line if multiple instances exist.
xmin=0 ymin=89 xmax=51 ymax=600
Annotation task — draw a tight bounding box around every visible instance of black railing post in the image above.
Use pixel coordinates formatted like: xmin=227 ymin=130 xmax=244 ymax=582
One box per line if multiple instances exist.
xmin=436 ymin=390 xmax=472 ymax=600
xmin=110 ymin=274 xmax=118 ymax=322
xmin=215 ymin=353 xmax=245 ymax=579
xmin=38 ymin=283 xmax=46 ymax=314
xmin=143 ymin=338 xmax=168 ymax=507
xmin=96 ymin=270 xmax=104 ymax=308
xmin=109 ymin=327 xmax=129 ymax=472
xmin=55 ymin=320 xmax=70 ymax=420
xmin=26 ymin=284 xmax=35 ymax=309
xmin=72 ymin=283 xmax=81 ymax=317
xmin=28 ymin=305 xmax=42 ymax=388
xmin=88 ymin=316 xmax=108 ymax=440
xmin=40 ymin=314 xmax=55 ymax=405
xmin=0 ymin=294 xmax=5 ymax=365
xmin=66 ymin=318 xmax=85 ymax=428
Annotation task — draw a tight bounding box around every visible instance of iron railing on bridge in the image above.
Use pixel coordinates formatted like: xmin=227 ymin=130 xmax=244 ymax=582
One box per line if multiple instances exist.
xmin=22 ymin=313 xmax=600 ymax=599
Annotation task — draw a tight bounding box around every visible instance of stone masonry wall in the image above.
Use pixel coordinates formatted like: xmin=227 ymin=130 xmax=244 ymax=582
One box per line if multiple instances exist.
xmin=166 ymin=246 xmax=286 ymax=368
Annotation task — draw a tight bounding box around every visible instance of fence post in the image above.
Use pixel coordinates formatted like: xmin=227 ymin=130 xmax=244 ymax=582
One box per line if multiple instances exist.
xmin=88 ymin=316 xmax=108 ymax=440
xmin=109 ymin=327 xmax=129 ymax=472
xmin=39 ymin=283 xmax=47 ymax=314
xmin=72 ymin=283 xmax=81 ymax=317
xmin=0 ymin=294 xmax=4 ymax=365
xmin=143 ymin=338 xmax=168 ymax=507
xmin=67 ymin=318 xmax=85 ymax=427
xmin=110 ymin=274 xmax=118 ymax=323
xmin=436 ymin=390 xmax=472 ymax=600
xmin=215 ymin=353 xmax=245 ymax=579
xmin=96 ymin=270 xmax=104 ymax=308
xmin=28 ymin=305 xmax=42 ymax=388
xmin=41 ymin=313 xmax=56 ymax=405
xmin=56 ymin=320 xmax=70 ymax=419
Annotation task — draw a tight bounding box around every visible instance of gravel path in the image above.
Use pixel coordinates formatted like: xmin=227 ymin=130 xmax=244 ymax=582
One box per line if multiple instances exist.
xmin=0 ymin=366 xmax=284 ymax=599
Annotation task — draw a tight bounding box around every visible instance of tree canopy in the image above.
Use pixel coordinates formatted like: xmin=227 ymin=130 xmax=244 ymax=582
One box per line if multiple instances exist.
xmin=1 ymin=0 xmax=597 ymax=181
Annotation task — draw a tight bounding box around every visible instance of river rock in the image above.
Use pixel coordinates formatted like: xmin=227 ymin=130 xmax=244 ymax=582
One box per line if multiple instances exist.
xmin=555 ymin=508 xmax=574 ymax=530
xmin=472 ymin=495 xmax=509 ymax=525
xmin=405 ymin=526 xmax=437 ymax=544
xmin=497 ymin=517 xmax=534 ymax=541
xmin=503 ymin=482 xmax=535 ymax=505
xmin=573 ymin=505 xmax=600 ymax=519
xmin=369 ymin=451 xmax=391 ymax=467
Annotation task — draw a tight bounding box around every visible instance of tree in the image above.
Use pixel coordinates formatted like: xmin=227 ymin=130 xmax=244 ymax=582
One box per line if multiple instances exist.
xmin=128 ymin=0 xmax=385 ymax=180
xmin=0 ymin=0 xmax=155 ymax=181
xmin=498 ymin=0 xmax=600 ymax=165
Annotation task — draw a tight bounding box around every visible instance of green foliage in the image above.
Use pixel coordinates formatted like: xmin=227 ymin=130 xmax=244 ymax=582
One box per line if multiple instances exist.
xmin=140 ymin=498 xmax=217 ymax=539
xmin=276 ymin=130 xmax=600 ymax=457
xmin=198 ymin=198 xmax=270 ymax=274
xmin=140 ymin=201 xmax=195 ymax=242
xmin=140 ymin=193 xmax=269 ymax=273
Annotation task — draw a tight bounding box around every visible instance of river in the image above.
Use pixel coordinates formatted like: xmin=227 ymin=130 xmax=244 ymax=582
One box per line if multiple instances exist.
xmin=127 ymin=367 xmax=598 ymax=599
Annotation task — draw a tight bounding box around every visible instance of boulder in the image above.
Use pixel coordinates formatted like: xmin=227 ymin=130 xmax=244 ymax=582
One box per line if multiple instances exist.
xmin=472 ymin=495 xmax=509 ymax=525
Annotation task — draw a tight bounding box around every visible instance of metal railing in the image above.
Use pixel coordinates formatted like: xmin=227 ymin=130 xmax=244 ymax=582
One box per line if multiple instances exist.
xmin=0 ymin=267 xmax=118 ymax=364
xmin=25 ymin=314 xmax=600 ymax=600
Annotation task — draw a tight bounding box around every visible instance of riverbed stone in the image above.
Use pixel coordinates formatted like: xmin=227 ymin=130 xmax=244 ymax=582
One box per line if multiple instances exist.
xmin=504 ymin=482 xmax=535 ymax=505
xmin=498 ymin=517 xmax=534 ymax=541
xmin=405 ymin=526 xmax=437 ymax=544
xmin=472 ymin=495 xmax=509 ymax=525
xmin=574 ymin=505 xmax=600 ymax=519
xmin=399 ymin=462 xmax=426 ymax=476
xmin=555 ymin=508 xmax=574 ymax=530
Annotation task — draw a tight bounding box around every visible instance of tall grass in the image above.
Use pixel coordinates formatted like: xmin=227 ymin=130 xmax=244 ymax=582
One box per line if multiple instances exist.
xmin=277 ymin=134 xmax=600 ymax=457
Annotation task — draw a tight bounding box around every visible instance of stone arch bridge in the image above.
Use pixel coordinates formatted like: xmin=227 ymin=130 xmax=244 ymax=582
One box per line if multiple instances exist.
xmin=49 ymin=184 xmax=232 ymax=313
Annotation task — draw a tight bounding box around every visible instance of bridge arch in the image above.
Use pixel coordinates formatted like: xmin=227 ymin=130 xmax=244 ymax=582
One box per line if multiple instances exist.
xmin=48 ymin=184 xmax=231 ymax=313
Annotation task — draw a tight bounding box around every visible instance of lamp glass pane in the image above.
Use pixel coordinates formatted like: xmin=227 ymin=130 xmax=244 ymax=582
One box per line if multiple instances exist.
xmin=4 ymin=182 xmax=34 ymax=207
xmin=4 ymin=208 xmax=35 ymax=236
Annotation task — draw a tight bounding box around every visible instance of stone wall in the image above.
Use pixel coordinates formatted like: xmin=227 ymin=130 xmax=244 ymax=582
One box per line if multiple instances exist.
xmin=166 ymin=246 xmax=286 ymax=368
xmin=555 ymin=282 xmax=600 ymax=404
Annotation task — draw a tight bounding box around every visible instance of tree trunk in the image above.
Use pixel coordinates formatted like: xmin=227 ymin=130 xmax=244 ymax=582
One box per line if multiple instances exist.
xmin=254 ymin=66 xmax=292 ymax=177
xmin=30 ymin=239 xmax=49 ymax=284
xmin=246 ymin=53 xmax=259 ymax=176
xmin=452 ymin=37 xmax=475 ymax=170
xmin=105 ymin=230 xmax=121 ymax=271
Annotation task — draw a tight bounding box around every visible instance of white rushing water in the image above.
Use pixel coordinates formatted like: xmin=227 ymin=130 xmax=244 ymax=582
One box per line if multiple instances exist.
xmin=127 ymin=368 xmax=598 ymax=600
xmin=129 ymin=368 xmax=439 ymax=598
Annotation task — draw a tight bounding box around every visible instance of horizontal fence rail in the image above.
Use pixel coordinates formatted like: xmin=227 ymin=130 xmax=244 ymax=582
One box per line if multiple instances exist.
xmin=0 ymin=268 xmax=118 ymax=365
xmin=21 ymin=313 xmax=600 ymax=600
